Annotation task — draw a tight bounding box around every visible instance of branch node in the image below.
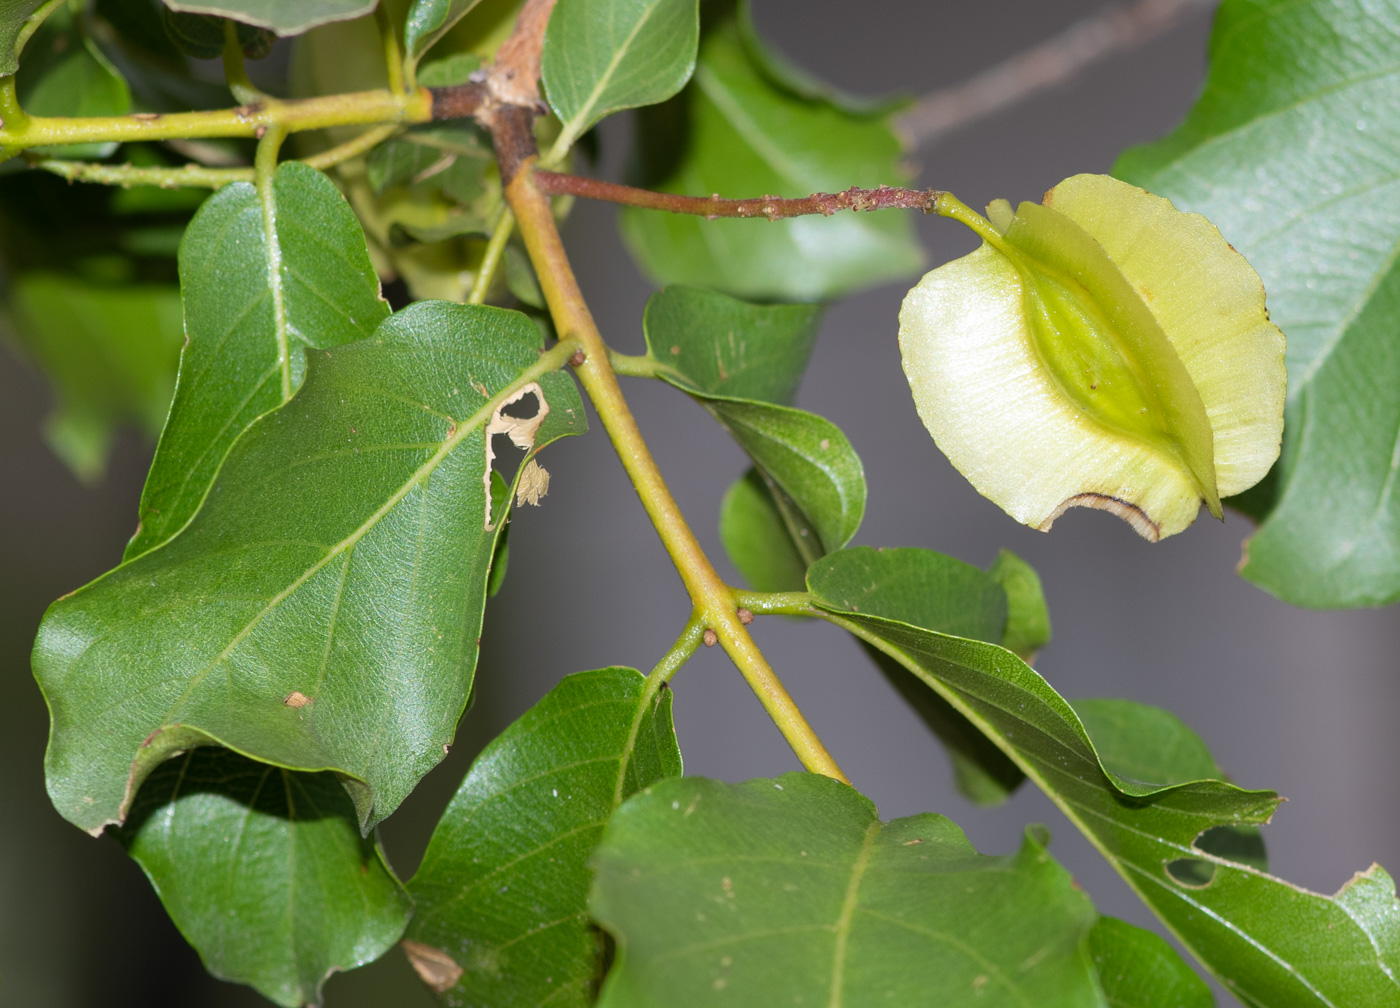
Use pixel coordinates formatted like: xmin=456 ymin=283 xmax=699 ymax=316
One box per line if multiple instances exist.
xmin=737 ymin=608 xmax=754 ymax=625
xmin=702 ymin=628 xmax=719 ymax=647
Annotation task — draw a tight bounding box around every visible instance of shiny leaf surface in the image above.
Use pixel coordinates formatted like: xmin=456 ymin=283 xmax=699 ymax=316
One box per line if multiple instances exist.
xmin=541 ymin=0 xmax=699 ymax=153
xmin=119 ymin=748 xmax=411 ymax=1008
xmin=809 ymin=547 xmax=1400 ymax=1006
xmin=642 ymin=286 xmax=862 ymax=557
xmin=407 ymin=667 xmax=681 ymax=1006
xmin=591 ymin=773 xmax=1105 ymax=1007
xmin=36 ymin=302 xmax=586 ymax=835
xmin=127 ymin=162 xmax=390 ymax=559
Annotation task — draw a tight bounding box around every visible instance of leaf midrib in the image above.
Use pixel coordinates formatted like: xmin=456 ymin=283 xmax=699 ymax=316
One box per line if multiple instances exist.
xmin=556 ymin=0 xmax=664 ymax=151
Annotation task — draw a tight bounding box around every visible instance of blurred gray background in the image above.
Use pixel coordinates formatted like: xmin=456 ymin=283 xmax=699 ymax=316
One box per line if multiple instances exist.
xmin=3 ymin=0 xmax=1397 ymax=1004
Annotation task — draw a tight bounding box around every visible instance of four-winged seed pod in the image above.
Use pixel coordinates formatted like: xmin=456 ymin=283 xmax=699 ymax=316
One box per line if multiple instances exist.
xmin=899 ymin=173 xmax=1286 ymax=541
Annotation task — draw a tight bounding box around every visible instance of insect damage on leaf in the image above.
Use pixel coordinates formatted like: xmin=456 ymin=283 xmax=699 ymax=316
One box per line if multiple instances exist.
xmin=899 ymin=173 xmax=1285 ymax=541
xmin=515 ymin=459 xmax=550 ymax=507
xmin=484 ymin=382 xmax=550 ymax=529
xmin=401 ymin=939 xmax=463 ymax=993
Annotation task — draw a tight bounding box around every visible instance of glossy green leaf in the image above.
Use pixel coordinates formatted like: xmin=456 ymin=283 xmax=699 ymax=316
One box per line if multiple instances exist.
xmin=404 ymin=0 xmax=484 ymax=60
xmin=809 ymin=547 xmax=1400 ymax=1006
xmin=0 ymin=0 xmax=43 ymax=75
xmin=642 ymin=285 xmax=820 ymax=406
xmin=1115 ymin=0 xmax=1400 ymax=607
xmin=161 ymin=0 xmax=375 ymax=35
xmin=407 ymin=667 xmax=681 ymax=1005
xmin=815 ymin=546 xmax=1024 ymax=806
xmin=24 ymin=33 xmax=131 ymax=160
xmin=541 ymin=0 xmax=699 ymax=154
xmin=620 ymin=2 xmax=923 ymax=302
xmin=590 ymin=773 xmax=1104 ymax=1007
xmin=1088 ymin=917 xmax=1213 ymax=1008
xmin=126 ymin=162 xmax=390 ymax=560
xmin=35 ymin=301 xmax=586 ymax=836
xmin=1074 ymin=697 xmax=1266 ymax=877
xmin=719 ymin=468 xmax=807 ymax=592
xmin=642 ymin=286 xmax=863 ymax=557
xmin=988 ymin=549 xmax=1051 ymax=661
xmin=4 ymin=272 xmax=183 ymax=483
xmin=118 ymin=748 xmax=411 ymax=1008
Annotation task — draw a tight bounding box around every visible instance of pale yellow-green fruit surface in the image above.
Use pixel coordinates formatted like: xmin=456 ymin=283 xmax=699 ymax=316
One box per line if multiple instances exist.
xmin=899 ymin=174 xmax=1285 ymax=541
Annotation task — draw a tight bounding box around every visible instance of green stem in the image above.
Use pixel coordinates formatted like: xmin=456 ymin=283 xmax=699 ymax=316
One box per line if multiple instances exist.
xmin=222 ymin=20 xmax=263 ymax=105
xmin=31 ymin=159 xmax=249 ymax=188
xmin=0 ymin=87 xmax=431 ymax=150
xmin=649 ymin=613 xmax=707 ymax=684
xmin=607 ymin=350 xmax=666 ymax=380
xmin=933 ymin=192 xmax=1009 ymax=249
xmin=0 ymin=76 xmax=25 ymax=134
xmin=505 ymin=157 xmax=849 ymax=785
xmin=375 ymin=3 xmax=409 ymax=95
xmin=468 ymin=210 xmax=516 ymax=305
xmin=733 ymin=591 xmax=817 ymax=617
xmin=28 ymin=122 xmax=402 ymax=190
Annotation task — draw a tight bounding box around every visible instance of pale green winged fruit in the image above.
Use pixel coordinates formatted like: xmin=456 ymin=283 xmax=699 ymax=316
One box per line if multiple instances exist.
xmin=899 ymin=173 xmax=1285 ymax=541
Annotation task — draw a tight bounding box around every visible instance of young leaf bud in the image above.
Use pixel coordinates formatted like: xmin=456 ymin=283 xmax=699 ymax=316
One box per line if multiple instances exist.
xmin=899 ymin=174 xmax=1285 ymax=541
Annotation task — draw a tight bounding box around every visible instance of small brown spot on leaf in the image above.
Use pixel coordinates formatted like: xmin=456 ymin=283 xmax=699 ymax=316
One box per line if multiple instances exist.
xmin=402 ymin=940 xmax=462 ymax=992
xmin=903 ymin=838 xmax=924 ymax=846
xmin=284 ymin=691 xmax=311 ymax=708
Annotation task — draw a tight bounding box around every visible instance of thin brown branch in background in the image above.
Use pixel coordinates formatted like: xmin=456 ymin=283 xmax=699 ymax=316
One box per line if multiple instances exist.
xmin=533 ymin=169 xmax=943 ymax=220
xmin=896 ymin=0 xmax=1217 ymax=148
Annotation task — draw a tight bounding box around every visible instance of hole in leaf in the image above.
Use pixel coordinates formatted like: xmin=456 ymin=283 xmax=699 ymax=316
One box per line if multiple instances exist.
xmin=1165 ymin=857 xmax=1216 ymax=888
xmin=498 ymin=390 xmax=540 ymax=421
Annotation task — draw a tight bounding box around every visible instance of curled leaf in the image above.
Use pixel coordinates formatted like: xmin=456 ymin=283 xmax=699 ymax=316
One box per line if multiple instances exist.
xmin=900 ymin=173 xmax=1285 ymax=540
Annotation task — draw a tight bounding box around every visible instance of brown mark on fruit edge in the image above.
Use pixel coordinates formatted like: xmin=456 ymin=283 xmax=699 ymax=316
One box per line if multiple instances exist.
xmin=1040 ymin=493 xmax=1161 ymax=541
xmin=402 ymin=939 xmax=463 ymax=992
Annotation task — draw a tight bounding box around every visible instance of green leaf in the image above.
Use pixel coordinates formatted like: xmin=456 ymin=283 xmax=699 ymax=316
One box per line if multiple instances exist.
xmin=620 ymin=2 xmax=923 ymax=302
xmin=590 ymin=773 xmax=1105 ymax=1007
xmin=0 ymin=0 xmax=44 ymax=76
xmin=809 ymin=547 xmax=1400 ymax=1006
xmin=812 ymin=545 xmax=1024 ymax=806
xmin=126 ymin=162 xmax=390 ymax=560
xmin=404 ymin=0 xmax=485 ymax=60
xmin=719 ymin=468 xmax=807 ymax=592
xmin=985 ymin=551 xmax=1052 ymax=660
xmin=161 ymin=0 xmax=375 ymax=35
xmin=23 ymin=34 xmax=131 ymax=160
xmin=1088 ymin=917 xmax=1213 ymax=1008
xmin=809 ymin=546 xmax=1006 ymax=643
xmin=34 ymin=301 xmax=586 ymax=836
xmin=1074 ymin=697 xmax=1267 ymax=877
xmin=4 ymin=272 xmax=183 ymax=483
xmin=406 ymin=667 xmax=681 ymax=1005
xmin=642 ymin=284 xmax=820 ymax=406
xmin=642 ymin=286 xmax=863 ymax=557
xmin=988 ymin=549 xmax=1051 ymax=661
xmin=117 ymin=747 xmax=411 ymax=1008
xmin=1114 ymin=0 xmax=1400 ymax=607
xmin=541 ymin=0 xmax=699 ymax=154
